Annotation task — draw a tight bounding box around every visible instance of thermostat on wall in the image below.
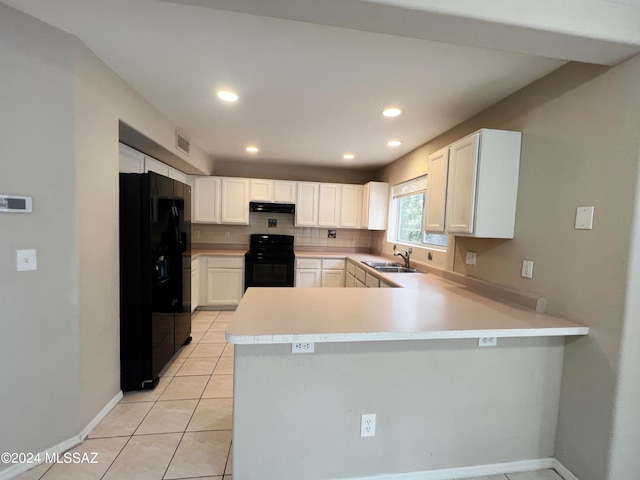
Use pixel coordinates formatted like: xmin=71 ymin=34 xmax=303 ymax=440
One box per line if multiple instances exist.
xmin=0 ymin=194 xmax=32 ymax=213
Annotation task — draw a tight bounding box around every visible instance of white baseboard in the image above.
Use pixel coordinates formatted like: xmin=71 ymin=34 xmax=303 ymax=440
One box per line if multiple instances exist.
xmin=552 ymin=459 xmax=580 ymax=480
xmin=334 ymin=457 xmax=578 ymax=480
xmin=0 ymin=391 xmax=123 ymax=480
xmin=79 ymin=391 xmax=123 ymax=440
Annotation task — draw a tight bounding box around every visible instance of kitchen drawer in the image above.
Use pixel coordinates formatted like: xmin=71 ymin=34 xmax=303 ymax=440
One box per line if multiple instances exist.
xmin=365 ymin=272 xmax=380 ymax=288
xmin=297 ymin=258 xmax=321 ymax=269
xmin=355 ymin=266 xmax=366 ymax=283
xmin=346 ymin=262 xmax=356 ymax=276
xmin=322 ymin=258 xmax=345 ymax=270
xmin=191 ymin=259 xmax=199 ymax=270
xmin=207 ymin=256 xmax=244 ymax=269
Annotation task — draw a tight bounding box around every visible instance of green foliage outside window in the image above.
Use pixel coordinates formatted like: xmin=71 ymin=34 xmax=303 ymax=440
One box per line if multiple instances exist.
xmin=397 ymin=194 xmax=424 ymax=243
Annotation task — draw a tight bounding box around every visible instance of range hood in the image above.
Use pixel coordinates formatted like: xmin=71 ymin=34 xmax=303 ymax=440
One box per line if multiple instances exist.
xmin=249 ymin=201 xmax=295 ymax=214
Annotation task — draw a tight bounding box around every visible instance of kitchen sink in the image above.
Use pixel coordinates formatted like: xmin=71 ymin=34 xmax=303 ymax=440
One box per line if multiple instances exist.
xmin=373 ymin=266 xmax=417 ymax=273
xmin=361 ymin=261 xmax=418 ymax=273
xmin=361 ymin=261 xmax=404 ymax=268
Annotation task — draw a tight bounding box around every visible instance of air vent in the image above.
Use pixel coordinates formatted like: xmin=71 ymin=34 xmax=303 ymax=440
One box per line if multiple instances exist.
xmin=176 ymin=131 xmax=190 ymax=156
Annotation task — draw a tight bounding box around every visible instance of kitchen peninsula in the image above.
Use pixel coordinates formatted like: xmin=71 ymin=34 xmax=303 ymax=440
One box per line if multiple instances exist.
xmin=226 ymin=266 xmax=587 ymax=480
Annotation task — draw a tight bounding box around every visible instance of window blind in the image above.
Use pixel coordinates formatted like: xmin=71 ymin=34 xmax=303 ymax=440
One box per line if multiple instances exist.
xmin=392 ymin=175 xmax=427 ymax=199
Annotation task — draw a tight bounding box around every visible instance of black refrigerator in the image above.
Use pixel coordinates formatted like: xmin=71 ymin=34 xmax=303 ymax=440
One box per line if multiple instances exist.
xmin=119 ymin=172 xmax=192 ymax=391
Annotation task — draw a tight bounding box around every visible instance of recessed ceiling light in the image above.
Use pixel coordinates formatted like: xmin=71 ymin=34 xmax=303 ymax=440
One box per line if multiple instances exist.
xmin=387 ymin=140 xmax=402 ymax=147
xmin=217 ymin=90 xmax=238 ymax=102
xmin=343 ymin=154 xmax=355 ymax=160
xmin=246 ymin=146 xmax=259 ymax=153
xmin=382 ymin=107 xmax=402 ymax=118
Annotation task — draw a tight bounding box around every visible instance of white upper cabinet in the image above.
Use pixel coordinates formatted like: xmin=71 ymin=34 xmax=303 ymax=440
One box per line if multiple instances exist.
xmin=318 ymin=183 xmax=341 ymax=227
xmin=195 ymin=176 xmax=249 ymax=224
xmin=273 ymin=181 xmax=297 ymax=203
xmin=221 ymin=177 xmax=250 ymax=224
xmin=119 ymin=143 xmax=144 ymax=173
xmin=296 ymin=182 xmax=319 ymax=227
xmin=446 ymin=129 xmax=521 ymax=238
xmin=168 ymin=166 xmax=188 ymax=184
xmin=340 ymin=184 xmax=363 ymax=228
xmin=362 ymin=182 xmax=389 ymax=230
xmin=144 ymin=156 xmax=170 ymax=177
xmin=425 ymin=146 xmax=450 ymax=233
xmin=250 ymin=179 xmax=297 ymax=203
xmin=249 ymin=179 xmax=273 ymax=201
xmin=193 ymin=176 xmax=221 ymax=223
xmin=119 ymin=143 xmax=188 ymax=184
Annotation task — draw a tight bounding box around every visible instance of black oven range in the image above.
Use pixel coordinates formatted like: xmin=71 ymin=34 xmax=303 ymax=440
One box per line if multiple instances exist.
xmin=244 ymin=234 xmax=295 ymax=290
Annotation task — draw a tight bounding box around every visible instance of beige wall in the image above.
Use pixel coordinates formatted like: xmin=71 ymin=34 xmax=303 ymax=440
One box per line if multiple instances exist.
xmin=213 ymin=159 xmax=377 ymax=184
xmin=378 ymin=59 xmax=640 ymax=479
xmin=233 ymin=337 xmax=565 ymax=479
xmin=0 ymin=5 xmax=214 ymax=473
xmin=0 ymin=6 xmax=82 ymax=457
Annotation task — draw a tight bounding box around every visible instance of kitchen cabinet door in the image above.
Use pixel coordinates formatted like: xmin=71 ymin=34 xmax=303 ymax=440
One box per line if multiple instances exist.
xmin=345 ymin=272 xmax=355 ymax=288
xmin=365 ymin=272 xmax=380 ymax=288
xmin=296 ymin=269 xmax=321 ymax=288
xmin=362 ymin=182 xmax=389 ymax=230
xmin=144 ymin=156 xmax=170 ymax=177
xmin=340 ymin=184 xmax=363 ymax=228
xmin=168 ymin=166 xmax=188 ymax=185
xmin=425 ymin=146 xmax=449 ymax=233
xmin=250 ymin=179 xmax=274 ymax=201
xmin=318 ymin=183 xmax=341 ymax=227
xmin=445 ymin=129 xmax=521 ymax=238
xmin=296 ymin=182 xmax=319 ymax=226
xmin=274 ymin=181 xmax=297 ymax=203
xmin=446 ymin=133 xmax=479 ymax=235
xmin=191 ymin=269 xmax=198 ymax=312
xmin=207 ymin=268 xmax=243 ymax=306
xmin=119 ymin=143 xmax=144 ymax=173
xmin=221 ymin=177 xmax=250 ymax=224
xmin=321 ymin=270 xmax=345 ymax=287
xmin=193 ymin=176 xmax=221 ymax=223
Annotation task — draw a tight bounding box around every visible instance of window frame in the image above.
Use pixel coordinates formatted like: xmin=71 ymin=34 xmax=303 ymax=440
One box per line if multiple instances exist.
xmin=388 ymin=176 xmax=448 ymax=251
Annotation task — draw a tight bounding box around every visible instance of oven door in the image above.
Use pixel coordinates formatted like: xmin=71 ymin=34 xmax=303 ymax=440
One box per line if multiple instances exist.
xmin=244 ymin=253 xmax=295 ymax=290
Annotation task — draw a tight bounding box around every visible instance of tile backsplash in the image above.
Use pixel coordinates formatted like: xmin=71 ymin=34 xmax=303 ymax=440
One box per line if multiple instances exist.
xmin=192 ymin=212 xmax=371 ymax=250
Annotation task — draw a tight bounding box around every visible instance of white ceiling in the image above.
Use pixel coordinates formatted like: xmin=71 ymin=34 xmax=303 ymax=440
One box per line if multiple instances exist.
xmin=4 ymin=0 xmax=640 ymax=169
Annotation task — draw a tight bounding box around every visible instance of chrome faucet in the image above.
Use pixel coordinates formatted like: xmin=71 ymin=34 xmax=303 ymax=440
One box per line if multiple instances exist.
xmin=394 ymin=248 xmax=411 ymax=269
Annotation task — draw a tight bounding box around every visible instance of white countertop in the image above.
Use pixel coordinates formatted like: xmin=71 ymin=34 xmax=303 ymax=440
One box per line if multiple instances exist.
xmin=226 ymin=270 xmax=588 ymax=344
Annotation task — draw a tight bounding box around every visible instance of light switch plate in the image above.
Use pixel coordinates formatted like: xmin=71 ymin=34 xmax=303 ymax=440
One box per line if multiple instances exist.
xmin=17 ymin=249 xmax=37 ymax=271
xmin=575 ymin=206 xmax=594 ymax=230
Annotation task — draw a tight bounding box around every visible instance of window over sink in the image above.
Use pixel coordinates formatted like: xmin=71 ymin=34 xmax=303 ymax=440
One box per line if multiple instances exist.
xmin=390 ymin=175 xmax=448 ymax=249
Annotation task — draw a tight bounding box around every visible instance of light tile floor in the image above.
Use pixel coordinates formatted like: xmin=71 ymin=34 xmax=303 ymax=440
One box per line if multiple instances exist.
xmin=14 ymin=310 xmax=566 ymax=480
xmin=15 ymin=310 xmax=234 ymax=480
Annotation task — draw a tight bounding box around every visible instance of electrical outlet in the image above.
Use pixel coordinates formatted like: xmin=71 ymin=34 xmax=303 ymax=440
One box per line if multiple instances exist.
xmin=361 ymin=414 xmax=376 ymax=437
xmin=465 ymin=252 xmax=477 ymax=266
xmin=224 ymin=231 xmax=231 ymax=239
xmin=478 ymin=337 xmax=498 ymax=347
xmin=292 ymin=342 xmax=314 ymax=353
xmin=521 ymin=260 xmax=534 ymax=278
xmin=193 ymin=230 xmax=200 ymax=238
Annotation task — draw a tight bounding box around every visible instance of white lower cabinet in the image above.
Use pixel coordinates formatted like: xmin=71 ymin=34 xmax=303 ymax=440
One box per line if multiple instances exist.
xmin=347 ymin=259 xmax=394 ymax=288
xmin=321 ymin=259 xmax=345 ymax=287
xmin=365 ymin=272 xmax=380 ymax=288
xmin=295 ymin=258 xmax=321 ymax=287
xmin=296 ymin=257 xmax=345 ymax=287
xmin=355 ymin=266 xmax=366 ymax=288
xmin=205 ymin=256 xmax=244 ymax=306
xmin=191 ymin=258 xmax=199 ymax=312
